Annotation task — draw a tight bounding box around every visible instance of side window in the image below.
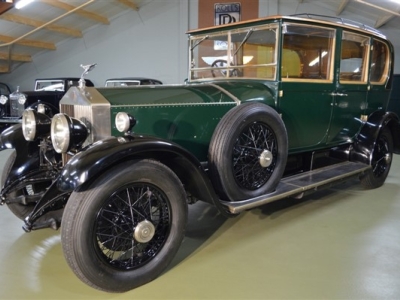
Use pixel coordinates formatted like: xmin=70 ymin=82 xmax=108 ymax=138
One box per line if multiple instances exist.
xmin=340 ymin=32 xmax=369 ymax=83
xmin=370 ymin=39 xmax=389 ymax=84
xmin=282 ymin=24 xmax=335 ymax=81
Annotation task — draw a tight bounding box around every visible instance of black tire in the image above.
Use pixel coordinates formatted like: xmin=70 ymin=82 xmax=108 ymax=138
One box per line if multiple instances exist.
xmin=61 ymin=159 xmax=188 ymax=293
xmin=7 ymin=201 xmax=35 ymax=220
xmin=208 ymin=102 xmax=288 ymax=201
xmin=360 ymin=126 xmax=393 ymax=189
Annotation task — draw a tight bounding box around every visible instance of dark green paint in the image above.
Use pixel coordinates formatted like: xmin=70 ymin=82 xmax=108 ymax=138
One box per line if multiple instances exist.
xmin=96 ymin=16 xmax=394 ymax=160
xmin=98 ymin=82 xmax=275 ymax=161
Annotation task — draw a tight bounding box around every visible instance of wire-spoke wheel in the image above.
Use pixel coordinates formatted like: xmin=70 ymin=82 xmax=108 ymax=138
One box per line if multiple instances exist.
xmin=95 ymin=183 xmax=172 ymax=270
xmin=61 ymin=159 xmax=187 ymax=292
xmin=233 ymin=122 xmax=277 ymax=190
xmin=360 ymin=126 xmax=393 ymax=189
xmin=209 ymin=102 xmax=288 ymax=201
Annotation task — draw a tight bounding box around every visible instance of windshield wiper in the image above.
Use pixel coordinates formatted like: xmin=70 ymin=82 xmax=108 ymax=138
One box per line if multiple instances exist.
xmin=233 ymin=28 xmax=254 ymax=56
xmin=191 ymin=35 xmax=209 ymax=51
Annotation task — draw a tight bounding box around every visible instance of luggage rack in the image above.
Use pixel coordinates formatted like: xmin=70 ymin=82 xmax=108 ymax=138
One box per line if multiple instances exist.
xmin=290 ymin=13 xmax=385 ymax=37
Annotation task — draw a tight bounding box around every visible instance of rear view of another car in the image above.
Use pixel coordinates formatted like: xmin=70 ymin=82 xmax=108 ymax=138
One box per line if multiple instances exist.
xmin=105 ymin=77 xmax=162 ymax=87
xmin=0 ymin=82 xmax=11 ymax=118
xmin=0 ymin=77 xmax=94 ymax=132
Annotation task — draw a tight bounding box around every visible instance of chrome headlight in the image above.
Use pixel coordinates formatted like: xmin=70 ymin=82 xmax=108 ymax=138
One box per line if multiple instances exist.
xmin=22 ymin=109 xmax=51 ymax=141
xmin=51 ymin=113 xmax=88 ymax=153
xmin=0 ymin=95 xmax=8 ymax=105
xmin=37 ymin=103 xmax=45 ymax=114
xmin=18 ymin=94 xmax=27 ymax=105
xmin=115 ymin=112 xmax=136 ymax=133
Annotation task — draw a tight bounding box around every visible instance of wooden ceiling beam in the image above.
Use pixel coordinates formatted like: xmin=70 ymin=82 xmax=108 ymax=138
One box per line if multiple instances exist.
xmin=0 ymin=52 xmax=31 ymax=62
xmin=0 ymin=13 xmax=82 ymax=37
xmin=39 ymin=0 xmax=109 ymax=25
xmin=117 ymin=0 xmax=139 ymax=11
xmin=0 ymin=65 xmax=9 ymax=73
xmin=0 ymin=34 xmax=56 ymax=50
xmin=336 ymin=0 xmax=349 ymax=15
xmin=375 ymin=14 xmax=395 ymax=28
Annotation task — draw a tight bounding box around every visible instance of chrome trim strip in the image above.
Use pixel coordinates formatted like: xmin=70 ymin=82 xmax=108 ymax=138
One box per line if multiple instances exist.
xmin=208 ymin=83 xmax=241 ymax=105
xmin=221 ymin=161 xmax=371 ymax=213
xmin=112 ymin=102 xmax=236 ymax=108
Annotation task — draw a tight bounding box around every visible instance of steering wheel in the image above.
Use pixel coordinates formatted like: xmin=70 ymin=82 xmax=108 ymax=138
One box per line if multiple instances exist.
xmin=211 ymin=59 xmax=238 ymax=78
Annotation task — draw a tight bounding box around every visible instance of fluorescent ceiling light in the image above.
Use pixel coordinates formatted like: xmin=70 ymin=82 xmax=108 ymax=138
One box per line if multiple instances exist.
xmin=15 ymin=0 xmax=35 ymax=9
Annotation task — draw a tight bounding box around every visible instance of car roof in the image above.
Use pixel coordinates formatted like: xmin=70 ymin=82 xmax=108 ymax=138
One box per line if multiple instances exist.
xmin=35 ymin=78 xmax=95 ymax=86
xmin=105 ymin=77 xmax=162 ymax=82
xmin=187 ymin=14 xmax=387 ymax=40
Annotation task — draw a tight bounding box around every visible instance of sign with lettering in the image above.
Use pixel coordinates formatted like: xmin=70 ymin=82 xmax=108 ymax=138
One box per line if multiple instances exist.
xmin=214 ymin=3 xmax=241 ymax=50
xmin=214 ymin=2 xmax=241 ymax=25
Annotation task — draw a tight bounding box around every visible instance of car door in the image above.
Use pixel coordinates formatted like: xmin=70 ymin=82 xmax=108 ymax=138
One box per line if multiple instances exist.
xmin=327 ymin=30 xmax=370 ymax=145
xmin=366 ymin=38 xmax=392 ymax=115
xmin=278 ymin=23 xmax=336 ymax=152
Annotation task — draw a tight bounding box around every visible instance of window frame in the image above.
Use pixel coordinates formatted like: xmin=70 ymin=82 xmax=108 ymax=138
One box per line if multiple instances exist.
xmin=280 ymin=22 xmax=336 ymax=84
xmin=369 ymin=38 xmax=390 ymax=85
xmin=339 ymin=31 xmax=370 ymax=85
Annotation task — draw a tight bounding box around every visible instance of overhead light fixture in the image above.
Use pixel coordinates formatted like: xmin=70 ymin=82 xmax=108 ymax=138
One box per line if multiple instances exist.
xmin=15 ymin=0 xmax=35 ymax=9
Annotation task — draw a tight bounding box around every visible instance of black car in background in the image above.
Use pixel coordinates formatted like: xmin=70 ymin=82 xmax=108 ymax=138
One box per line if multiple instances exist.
xmin=104 ymin=77 xmax=162 ymax=87
xmin=0 ymin=77 xmax=94 ymax=132
xmin=0 ymin=82 xmax=11 ymax=96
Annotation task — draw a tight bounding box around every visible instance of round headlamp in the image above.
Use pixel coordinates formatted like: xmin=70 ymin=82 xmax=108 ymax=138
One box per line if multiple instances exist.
xmin=18 ymin=94 xmax=27 ymax=105
xmin=37 ymin=103 xmax=46 ymax=114
xmin=0 ymin=95 xmax=8 ymax=105
xmin=115 ymin=112 xmax=136 ymax=133
xmin=51 ymin=113 xmax=88 ymax=153
xmin=22 ymin=109 xmax=51 ymax=141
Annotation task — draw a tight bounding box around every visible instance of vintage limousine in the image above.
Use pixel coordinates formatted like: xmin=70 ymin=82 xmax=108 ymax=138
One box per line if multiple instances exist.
xmin=0 ymin=14 xmax=398 ymax=292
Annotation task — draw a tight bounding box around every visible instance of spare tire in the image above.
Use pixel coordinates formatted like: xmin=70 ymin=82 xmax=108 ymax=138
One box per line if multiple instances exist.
xmin=208 ymin=102 xmax=288 ymax=201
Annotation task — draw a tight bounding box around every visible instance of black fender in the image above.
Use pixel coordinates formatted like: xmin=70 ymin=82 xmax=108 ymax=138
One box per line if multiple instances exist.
xmin=58 ymin=135 xmax=234 ymax=216
xmin=351 ymin=111 xmax=400 ymax=164
xmin=0 ymin=124 xmax=41 ymax=189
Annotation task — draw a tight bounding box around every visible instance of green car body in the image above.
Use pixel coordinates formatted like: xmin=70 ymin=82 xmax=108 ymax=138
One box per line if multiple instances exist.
xmin=1 ymin=14 xmax=399 ymax=293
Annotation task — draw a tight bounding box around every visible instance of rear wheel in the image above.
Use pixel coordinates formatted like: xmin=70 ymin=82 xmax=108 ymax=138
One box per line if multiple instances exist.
xmin=61 ymin=159 xmax=188 ymax=292
xmin=360 ymin=126 xmax=393 ymax=188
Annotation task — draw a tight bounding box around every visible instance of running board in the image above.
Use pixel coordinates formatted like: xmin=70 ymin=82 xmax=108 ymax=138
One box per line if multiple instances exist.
xmin=221 ymin=161 xmax=371 ymax=214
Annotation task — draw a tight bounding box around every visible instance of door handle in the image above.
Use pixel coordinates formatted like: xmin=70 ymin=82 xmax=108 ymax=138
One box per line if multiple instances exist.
xmin=330 ymin=92 xmax=348 ymax=97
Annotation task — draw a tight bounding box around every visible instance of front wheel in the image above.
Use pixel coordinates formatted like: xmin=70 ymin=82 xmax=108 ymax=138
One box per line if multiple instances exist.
xmin=61 ymin=159 xmax=188 ymax=292
xmin=360 ymin=126 xmax=393 ymax=189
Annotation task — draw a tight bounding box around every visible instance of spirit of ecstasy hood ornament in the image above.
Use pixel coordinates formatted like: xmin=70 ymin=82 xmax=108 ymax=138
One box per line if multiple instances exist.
xmin=79 ymin=63 xmax=97 ymax=89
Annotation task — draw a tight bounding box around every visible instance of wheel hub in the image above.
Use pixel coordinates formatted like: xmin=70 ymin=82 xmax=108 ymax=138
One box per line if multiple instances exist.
xmin=259 ymin=149 xmax=273 ymax=168
xmin=134 ymin=220 xmax=155 ymax=243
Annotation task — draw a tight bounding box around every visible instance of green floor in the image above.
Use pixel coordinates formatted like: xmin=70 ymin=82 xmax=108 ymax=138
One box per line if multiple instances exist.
xmin=1 ymin=157 xmax=400 ymax=299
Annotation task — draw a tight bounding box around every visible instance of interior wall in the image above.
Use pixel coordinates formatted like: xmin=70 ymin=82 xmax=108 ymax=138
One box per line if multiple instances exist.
xmin=0 ymin=0 xmax=189 ymax=90
xmin=0 ymin=0 xmax=399 ymax=91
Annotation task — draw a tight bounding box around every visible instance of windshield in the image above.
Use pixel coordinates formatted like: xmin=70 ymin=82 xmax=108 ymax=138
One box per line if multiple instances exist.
xmin=189 ymin=24 xmax=278 ymax=81
xmin=35 ymin=80 xmax=65 ymax=91
xmin=105 ymin=80 xmax=141 ymax=87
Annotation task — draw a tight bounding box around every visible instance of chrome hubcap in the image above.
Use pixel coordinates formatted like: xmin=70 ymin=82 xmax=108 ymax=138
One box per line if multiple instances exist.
xmin=134 ymin=220 xmax=155 ymax=243
xmin=259 ymin=149 xmax=273 ymax=168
